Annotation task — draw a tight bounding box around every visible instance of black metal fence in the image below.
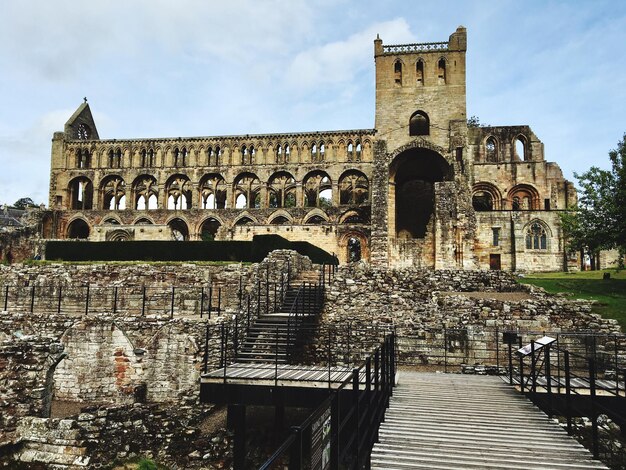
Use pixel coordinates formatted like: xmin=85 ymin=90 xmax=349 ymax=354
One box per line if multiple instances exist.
xmin=258 ymin=333 xmax=396 ymax=470
xmin=0 ymin=283 xmax=227 ymax=318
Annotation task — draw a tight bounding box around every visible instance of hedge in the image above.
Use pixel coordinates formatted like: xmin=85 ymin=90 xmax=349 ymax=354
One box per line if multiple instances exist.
xmin=45 ymin=235 xmax=338 ymax=264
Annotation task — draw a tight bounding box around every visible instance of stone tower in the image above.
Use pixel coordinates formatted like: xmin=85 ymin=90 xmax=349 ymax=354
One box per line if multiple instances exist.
xmin=369 ymin=26 xmax=476 ymax=269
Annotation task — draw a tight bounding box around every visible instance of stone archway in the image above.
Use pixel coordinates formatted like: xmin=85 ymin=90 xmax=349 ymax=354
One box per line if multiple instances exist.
xmin=388 ymin=146 xmax=452 ymax=267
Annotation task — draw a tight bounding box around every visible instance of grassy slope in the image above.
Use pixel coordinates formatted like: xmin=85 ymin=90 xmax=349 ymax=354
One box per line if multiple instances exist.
xmin=518 ymin=270 xmax=626 ymax=330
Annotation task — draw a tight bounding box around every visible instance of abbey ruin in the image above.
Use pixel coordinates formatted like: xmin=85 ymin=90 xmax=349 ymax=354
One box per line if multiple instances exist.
xmin=44 ymin=26 xmax=576 ymax=271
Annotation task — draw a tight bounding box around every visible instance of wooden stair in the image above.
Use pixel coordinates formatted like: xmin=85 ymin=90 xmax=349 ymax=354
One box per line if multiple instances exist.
xmin=370 ymin=372 xmax=608 ymax=470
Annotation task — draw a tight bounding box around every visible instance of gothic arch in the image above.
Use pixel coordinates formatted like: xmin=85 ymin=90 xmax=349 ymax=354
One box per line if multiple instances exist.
xmin=233 ymin=172 xmax=261 ymax=209
xmin=66 ymin=217 xmax=90 ymax=239
xmin=303 ymin=171 xmax=332 ymax=208
xmin=338 ymin=170 xmax=369 ymax=205
xmin=165 ymin=174 xmax=192 ymax=210
xmin=303 ymin=208 xmax=330 ymax=224
xmin=233 ymin=212 xmax=258 ymax=226
xmin=268 ymin=171 xmax=296 ymax=208
xmin=132 ymin=175 xmax=158 ymax=210
xmin=167 ymin=217 xmax=190 ymax=240
xmin=268 ymin=210 xmax=293 ymax=225
xmin=523 ymin=219 xmax=552 ymax=250
xmin=67 ymin=176 xmax=93 ymax=210
xmin=100 ymin=175 xmax=126 ymax=210
xmin=198 ymin=173 xmax=226 ymax=209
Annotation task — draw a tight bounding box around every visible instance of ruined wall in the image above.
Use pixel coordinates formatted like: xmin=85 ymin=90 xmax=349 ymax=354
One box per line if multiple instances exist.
xmin=318 ymin=265 xmax=623 ymax=364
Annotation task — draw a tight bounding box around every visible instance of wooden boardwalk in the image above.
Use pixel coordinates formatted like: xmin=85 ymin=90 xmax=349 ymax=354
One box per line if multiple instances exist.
xmin=370 ymin=372 xmax=608 ymax=470
xmin=202 ymin=362 xmax=366 ymax=389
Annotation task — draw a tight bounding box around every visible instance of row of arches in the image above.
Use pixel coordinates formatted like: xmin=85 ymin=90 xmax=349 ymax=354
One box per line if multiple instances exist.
xmin=479 ymin=135 xmax=531 ymax=163
xmin=70 ymin=138 xmax=372 ymax=170
xmin=67 ymin=170 xmax=369 ymax=211
xmin=66 ymin=208 xmax=368 ymax=240
xmin=472 ymin=182 xmax=544 ymax=211
xmin=394 ymin=57 xmax=448 ymax=86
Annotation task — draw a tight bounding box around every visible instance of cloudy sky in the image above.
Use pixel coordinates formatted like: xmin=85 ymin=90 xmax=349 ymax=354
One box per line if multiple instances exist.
xmin=0 ymin=0 xmax=624 ymax=206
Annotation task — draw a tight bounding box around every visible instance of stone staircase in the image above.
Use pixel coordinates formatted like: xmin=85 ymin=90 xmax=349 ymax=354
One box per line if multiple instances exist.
xmin=237 ymin=270 xmax=323 ymax=364
xmin=370 ymin=372 xmax=608 ymax=470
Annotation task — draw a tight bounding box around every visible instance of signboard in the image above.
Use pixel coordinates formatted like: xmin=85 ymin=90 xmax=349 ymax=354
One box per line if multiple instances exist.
xmin=310 ymin=406 xmax=331 ymax=470
xmin=517 ymin=336 xmax=556 ymax=356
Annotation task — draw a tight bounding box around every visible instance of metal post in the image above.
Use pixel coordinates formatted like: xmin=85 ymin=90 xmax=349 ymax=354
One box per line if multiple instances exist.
xmin=257 ymin=279 xmax=261 ymax=317
xmin=141 ymin=286 xmax=146 ymax=316
xmin=288 ymin=426 xmax=302 ymax=470
xmin=57 ymin=285 xmax=62 ymax=315
xmin=330 ymin=395 xmax=339 ymax=469
xmin=113 ymin=287 xmax=118 ymax=315
xmin=275 ymin=325 xmax=279 ymax=387
xmin=508 ymin=335 xmax=514 ymax=385
xmin=443 ymin=326 xmax=448 ymax=374
xmin=564 ymin=350 xmax=572 ymax=434
xmin=589 ymin=358 xmax=599 ymax=459
xmin=220 ymin=324 xmax=225 ymax=368
xmin=495 ymin=326 xmax=499 ymax=370
xmin=545 ymin=344 xmax=552 ymax=399
xmin=30 ymin=285 xmax=35 ymax=313
xmin=328 ymin=328 xmax=332 ymax=388
xmin=238 ymin=274 xmax=242 ymax=311
xmin=203 ymin=322 xmax=210 ymax=374
xmin=266 ymin=264 xmax=270 ymax=315
xmin=170 ymin=286 xmax=175 ymax=319
xmin=519 ymin=336 xmax=524 ymax=392
xmin=352 ymin=368 xmax=360 ymax=466
xmin=208 ymin=285 xmax=213 ymax=319
xmin=246 ymin=294 xmax=250 ymax=331
xmin=3 ymin=285 xmax=8 ymax=311
xmin=85 ymin=284 xmax=90 ymax=316
xmin=374 ymin=350 xmax=380 ymax=392
xmin=531 ymin=340 xmax=537 ymax=393
xmin=200 ymin=287 xmax=204 ymax=318
xmin=217 ymin=288 xmax=222 ymax=314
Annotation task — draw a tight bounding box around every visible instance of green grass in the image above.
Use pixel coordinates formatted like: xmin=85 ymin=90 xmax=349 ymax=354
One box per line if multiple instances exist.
xmin=518 ymin=269 xmax=626 ymax=330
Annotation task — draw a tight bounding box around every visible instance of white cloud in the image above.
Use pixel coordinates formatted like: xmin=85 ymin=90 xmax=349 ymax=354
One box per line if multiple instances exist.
xmin=285 ymin=18 xmax=415 ymax=91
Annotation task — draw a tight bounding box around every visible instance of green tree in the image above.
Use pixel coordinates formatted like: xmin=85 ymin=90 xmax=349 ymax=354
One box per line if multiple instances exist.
xmin=562 ymin=133 xmax=626 ymax=269
xmin=13 ymin=197 xmax=35 ymax=209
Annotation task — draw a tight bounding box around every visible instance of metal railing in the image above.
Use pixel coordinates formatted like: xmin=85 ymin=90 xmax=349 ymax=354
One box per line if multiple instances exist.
xmin=0 ymin=282 xmax=225 ymax=318
xmin=516 ymin=338 xmax=626 ymax=460
xmin=258 ymin=333 xmax=396 ymax=470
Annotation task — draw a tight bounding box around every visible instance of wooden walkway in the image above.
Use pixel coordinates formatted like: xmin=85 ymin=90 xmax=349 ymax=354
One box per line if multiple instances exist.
xmin=370 ymin=372 xmax=608 ymax=469
xmin=202 ymin=362 xmax=364 ymax=389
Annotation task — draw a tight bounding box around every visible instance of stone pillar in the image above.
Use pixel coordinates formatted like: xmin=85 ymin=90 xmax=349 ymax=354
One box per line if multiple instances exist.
xmin=369 ymin=140 xmax=389 ymax=267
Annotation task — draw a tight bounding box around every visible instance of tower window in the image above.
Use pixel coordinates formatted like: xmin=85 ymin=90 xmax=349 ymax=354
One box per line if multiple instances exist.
xmin=416 ymin=60 xmax=424 ymax=85
xmin=409 ymin=111 xmax=430 ymax=136
xmin=394 ymin=60 xmax=402 ymax=85
xmin=437 ymin=58 xmax=447 ymax=84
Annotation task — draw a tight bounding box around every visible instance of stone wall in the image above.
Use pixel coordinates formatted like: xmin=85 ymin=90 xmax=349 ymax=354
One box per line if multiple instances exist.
xmin=10 ymin=402 xmax=230 ymax=469
xmin=318 ymin=264 xmax=624 ymax=365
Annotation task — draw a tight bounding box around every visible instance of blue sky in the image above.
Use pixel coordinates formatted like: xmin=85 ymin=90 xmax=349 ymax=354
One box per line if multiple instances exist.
xmin=0 ymin=0 xmax=624 ymax=206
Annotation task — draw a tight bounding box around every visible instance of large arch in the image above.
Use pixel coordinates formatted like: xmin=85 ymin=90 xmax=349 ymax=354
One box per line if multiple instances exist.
xmin=199 ymin=173 xmax=226 ymax=209
xmin=167 ymin=217 xmax=190 ymax=241
xmin=66 ymin=218 xmax=90 ymax=239
xmin=389 ymin=147 xmax=451 ymax=239
xmin=303 ymin=171 xmax=332 ymax=208
xmin=268 ymin=171 xmax=296 ymax=208
xmin=199 ymin=217 xmax=221 ymax=241
xmin=338 ymin=170 xmax=369 ymax=205
xmin=67 ymin=177 xmax=93 ymax=210
xmin=233 ymin=173 xmax=261 ymax=209
xmin=132 ymin=175 xmax=158 ymax=210
xmin=165 ymin=174 xmax=192 ymax=210
xmin=100 ymin=175 xmax=126 ymax=210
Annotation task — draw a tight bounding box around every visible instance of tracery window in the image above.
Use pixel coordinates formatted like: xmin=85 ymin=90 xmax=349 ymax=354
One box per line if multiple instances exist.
xmin=101 ymin=176 xmax=126 ymax=210
xmin=234 ymin=173 xmax=261 ymax=209
xmin=304 ymin=172 xmax=332 ymax=208
xmin=166 ymin=175 xmax=191 ymax=210
xmin=526 ymin=222 xmax=547 ymax=250
xmin=485 ymin=137 xmax=498 ymax=162
xmin=133 ymin=175 xmax=158 ymax=210
xmin=339 ymin=171 xmax=369 ymax=205
xmin=199 ymin=174 xmax=226 ymax=209
xmin=268 ymin=172 xmax=296 ymax=208
xmin=77 ymin=123 xmax=91 ymax=140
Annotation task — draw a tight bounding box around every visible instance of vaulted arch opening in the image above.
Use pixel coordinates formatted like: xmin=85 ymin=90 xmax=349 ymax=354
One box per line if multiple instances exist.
xmin=67 ymin=219 xmax=90 ymax=239
xmin=390 ymin=148 xmax=451 ymax=239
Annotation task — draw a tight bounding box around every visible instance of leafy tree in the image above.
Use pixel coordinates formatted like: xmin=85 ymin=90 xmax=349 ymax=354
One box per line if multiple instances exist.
xmin=562 ymin=133 xmax=626 ymax=269
xmin=13 ymin=197 xmax=35 ymax=209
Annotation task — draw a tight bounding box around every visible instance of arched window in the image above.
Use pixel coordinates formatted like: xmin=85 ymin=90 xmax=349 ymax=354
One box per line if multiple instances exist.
xmin=67 ymin=219 xmax=90 ymax=239
xmin=347 ymin=142 xmax=354 ymax=161
xmin=526 ymin=222 xmax=547 ymax=250
xmin=394 ymin=60 xmax=402 ymax=85
xmin=168 ymin=218 xmax=189 ymax=241
xmin=515 ymin=136 xmax=527 ymax=161
xmin=200 ymin=218 xmax=221 ymax=241
xmin=485 ymin=137 xmax=498 ymax=162
xmin=199 ymin=174 xmax=226 ymax=209
xmin=241 ymin=145 xmax=251 ymax=165
xmin=339 ymin=171 xmax=369 ymax=205
xmin=409 ymin=111 xmax=429 ymax=136
xmin=68 ymin=177 xmax=93 ymax=210
xmin=348 ymin=237 xmax=361 ymax=262
xmin=472 ymin=191 xmax=493 ymax=211
xmin=76 ymin=149 xmax=91 ymax=169
xmin=304 ymin=172 xmax=332 ymax=208
xmin=268 ymin=172 xmax=296 ymax=208
xmin=166 ymin=175 xmax=191 ymax=210
xmin=416 ymin=60 xmax=424 ymax=85
xmin=133 ymin=175 xmax=158 ymax=210
xmin=437 ymin=58 xmax=447 ymax=84
xmin=101 ymin=176 xmax=126 ymax=210
xmin=140 ymin=149 xmax=155 ymax=168
xmin=174 ymin=147 xmax=187 ymax=167
xmin=108 ymin=149 xmax=122 ymax=168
